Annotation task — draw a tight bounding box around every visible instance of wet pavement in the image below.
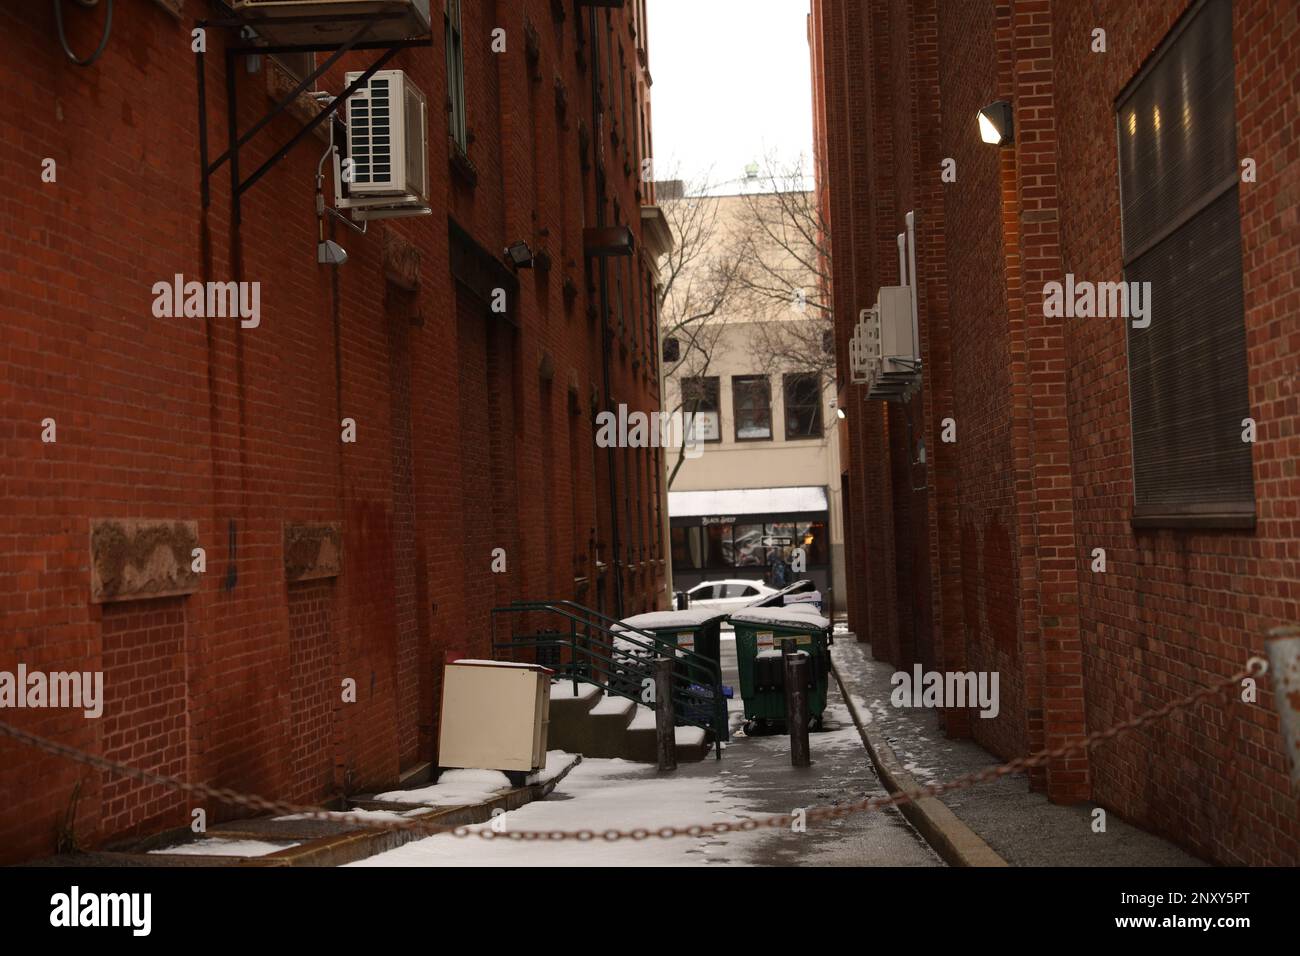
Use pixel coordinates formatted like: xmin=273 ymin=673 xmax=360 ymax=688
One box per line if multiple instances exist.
xmin=354 ymin=635 xmax=943 ymax=867
xmin=832 ymin=636 xmax=1205 ymax=867
xmin=686 ymin=634 xmax=941 ymax=866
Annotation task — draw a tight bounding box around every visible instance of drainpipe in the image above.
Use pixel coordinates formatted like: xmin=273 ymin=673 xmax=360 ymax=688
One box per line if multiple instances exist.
xmin=591 ymin=7 xmax=624 ymax=618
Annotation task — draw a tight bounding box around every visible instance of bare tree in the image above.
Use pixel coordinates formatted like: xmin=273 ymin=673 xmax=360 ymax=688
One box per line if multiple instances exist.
xmin=654 ymin=173 xmax=742 ymax=488
xmin=727 ymin=155 xmax=835 ymax=384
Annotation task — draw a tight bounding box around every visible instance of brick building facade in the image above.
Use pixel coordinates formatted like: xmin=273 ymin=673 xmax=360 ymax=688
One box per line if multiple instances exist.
xmin=0 ymin=0 xmax=669 ymax=863
xmin=810 ymin=0 xmax=1299 ymax=864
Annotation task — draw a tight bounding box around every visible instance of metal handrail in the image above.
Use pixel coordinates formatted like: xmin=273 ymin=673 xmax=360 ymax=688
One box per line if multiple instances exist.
xmin=491 ymin=600 xmax=728 ymax=757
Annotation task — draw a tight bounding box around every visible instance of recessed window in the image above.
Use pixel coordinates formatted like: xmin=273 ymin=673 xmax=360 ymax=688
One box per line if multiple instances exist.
xmin=681 ymin=376 xmax=721 ymax=443
xmin=1117 ymin=0 xmax=1253 ymax=528
xmin=732 ymin=375 xmax=772 ymax=441
xmin=662 ymin=336 xmax=680 ymax=363
xmin=783 ymin=372 xmax=823 ymax=440
xmin=445 ymin=0 xmax=467 ymax=150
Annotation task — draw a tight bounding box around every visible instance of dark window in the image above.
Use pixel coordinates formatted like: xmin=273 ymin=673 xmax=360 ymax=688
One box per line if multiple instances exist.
xmin=783 ymin=373 xmax=823 ymax=439
xmin=822 ymin=328 xmax=835 ymax=355
xmin=1117 ymin=0 xmax=1252 ymax=527
xmin=740 ymin=585 xmax=760 ymax=597
xmin=732 ymin=375 xmax=772 ymax=441
xmin=445 ymin=0 xmax=467 ymax=149
xmin=681 ymin=376 xmax=721 ymax=443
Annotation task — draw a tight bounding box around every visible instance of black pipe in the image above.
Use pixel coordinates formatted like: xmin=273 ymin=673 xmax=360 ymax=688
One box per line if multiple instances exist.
xmin=590 ymin=7 xmax=623 ymax=619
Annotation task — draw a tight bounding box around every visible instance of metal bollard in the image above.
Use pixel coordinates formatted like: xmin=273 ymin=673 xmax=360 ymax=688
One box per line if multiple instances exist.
xmin=785 ymin=651 xmax=811 ymax=767
xmin=1266 ymin=626 xmax=1300 ymax=786
xmin=655 ymin=656 xmax=677 ymax=772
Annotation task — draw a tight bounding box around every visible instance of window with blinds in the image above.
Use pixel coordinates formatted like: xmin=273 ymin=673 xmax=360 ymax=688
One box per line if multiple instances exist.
xmin=1117 ymin=0 xmax=1253 ymax=529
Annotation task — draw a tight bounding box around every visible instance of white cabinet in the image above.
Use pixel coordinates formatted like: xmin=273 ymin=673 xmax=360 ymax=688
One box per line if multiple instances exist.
xmin=437 ymin=661 xmax=551 ymax=773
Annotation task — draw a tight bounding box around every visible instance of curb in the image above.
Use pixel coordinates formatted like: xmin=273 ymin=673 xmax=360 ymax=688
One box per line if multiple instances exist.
xmin=252 ymin=754 xmax=585 ymax=866
xmin=830 ymin=658 xmax=1008 ymax=868
xmin=36 ymin=756 xmax=583 ymax=869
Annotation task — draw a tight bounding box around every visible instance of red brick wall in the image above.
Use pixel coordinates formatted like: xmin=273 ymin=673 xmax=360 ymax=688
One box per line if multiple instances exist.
xmin=99 ymin=598 xmax=189 ymax=842
xmin=0 ymin=0 xmax=666 ymax=863
xmin=286 ymin=580 xmax=338 ymax=804
xmin=813 ymin=0 xmax=1300 ymax=862
xmin=1048 ymin=0 xmax=1300 ymax=864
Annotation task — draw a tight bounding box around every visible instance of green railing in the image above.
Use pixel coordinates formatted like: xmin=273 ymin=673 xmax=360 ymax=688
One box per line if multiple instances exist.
xmin=490 ymin=600 xmax=728 ymax=759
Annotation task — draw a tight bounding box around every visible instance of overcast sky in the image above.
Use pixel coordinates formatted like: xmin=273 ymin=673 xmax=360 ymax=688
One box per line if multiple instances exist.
xmin=647 ymin=0 xmax=815 ymax=194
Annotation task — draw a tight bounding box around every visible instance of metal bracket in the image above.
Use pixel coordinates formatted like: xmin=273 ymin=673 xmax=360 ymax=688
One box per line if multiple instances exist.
xmin=194 ymin=16 xmax=432 ymax=227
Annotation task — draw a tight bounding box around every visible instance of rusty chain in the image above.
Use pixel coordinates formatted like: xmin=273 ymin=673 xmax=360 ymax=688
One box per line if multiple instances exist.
xmin=0 ymin=658 xmax=1266 ymax=845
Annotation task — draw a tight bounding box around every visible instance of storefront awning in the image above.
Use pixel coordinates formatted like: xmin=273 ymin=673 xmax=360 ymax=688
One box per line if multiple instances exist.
xmin=668 ymin=486 xmax=828 ymax=519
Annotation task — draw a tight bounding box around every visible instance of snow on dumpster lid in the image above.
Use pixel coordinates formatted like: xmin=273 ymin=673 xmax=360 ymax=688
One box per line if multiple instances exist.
xmin=728 ymin=606 xmax=829 ymax=630
xmin=617 ymin=609 xmax=729 ymax=630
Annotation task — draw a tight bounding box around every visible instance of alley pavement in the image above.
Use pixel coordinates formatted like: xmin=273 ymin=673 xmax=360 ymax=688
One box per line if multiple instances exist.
xmin=831 ymin=637 xmax=1205 ymax=867
xmin=352 ymin=636 xmax=943 ymax=866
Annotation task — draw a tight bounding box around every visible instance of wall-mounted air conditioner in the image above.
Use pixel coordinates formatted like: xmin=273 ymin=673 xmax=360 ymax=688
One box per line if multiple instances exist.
xmin=850 ymin=307 xmax=878 ymax=385
xmin=232 ymin=1 xmax=432 ymax=46
xmin=865 ymin=286 xmax=920 ymax=401
xmin=875 ymin=285 xmax=916 ymax=374
xmin=334 ymin=70 xmax=431 ymax=221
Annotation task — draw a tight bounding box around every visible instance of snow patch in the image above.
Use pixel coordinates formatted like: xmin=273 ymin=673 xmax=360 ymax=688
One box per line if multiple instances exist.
xmin=148 ymin=838 xmax=298 ymax=858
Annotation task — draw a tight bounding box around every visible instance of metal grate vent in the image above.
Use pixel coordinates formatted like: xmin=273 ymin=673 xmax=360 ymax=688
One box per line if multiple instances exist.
xmin=349 ymin=77 xmax=393 ymax=187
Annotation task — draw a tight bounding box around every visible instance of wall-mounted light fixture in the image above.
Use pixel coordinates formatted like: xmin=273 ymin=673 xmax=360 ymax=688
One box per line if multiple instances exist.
xmin=505 ymin=241 xmax=535 ymax=269
xmin=978 ymin=100 xmax=1014 ymax=146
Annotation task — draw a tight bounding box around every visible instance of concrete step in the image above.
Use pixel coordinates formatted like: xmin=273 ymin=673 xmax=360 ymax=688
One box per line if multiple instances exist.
xmin=623 ymin=704 xmax=712 ymax=763
xmin=547 ymin=688 xmax=637 ymax=758
xmin=547 ymin=680 xmax=603 ymax=751
xmin=546 ymin=682 xmax=712 ymax=763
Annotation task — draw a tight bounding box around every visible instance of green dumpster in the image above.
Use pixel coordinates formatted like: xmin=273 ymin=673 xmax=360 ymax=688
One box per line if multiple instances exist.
xmin=730 ymin=605 xmax=832 ymax=734
xmin=612 ymin=610 xmax=730 ymax=739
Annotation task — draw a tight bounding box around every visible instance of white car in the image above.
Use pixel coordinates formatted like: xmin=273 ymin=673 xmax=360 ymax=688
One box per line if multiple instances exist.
xmin=684 ymin=579 xmax=777 ymax=612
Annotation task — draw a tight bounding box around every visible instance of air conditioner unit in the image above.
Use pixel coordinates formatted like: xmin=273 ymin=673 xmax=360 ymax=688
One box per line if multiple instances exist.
xmin=231 ymin=1 xmax=432 ymax=46
xmin=334 ymin=70 xmax=431 ymax=221
xmin=875 ymin=285 xmax=916 ymax=374
xmin=864 ymin=286 xmax=921 ymax=402
xmin=850 ymin=307 xmax=879 ymax=386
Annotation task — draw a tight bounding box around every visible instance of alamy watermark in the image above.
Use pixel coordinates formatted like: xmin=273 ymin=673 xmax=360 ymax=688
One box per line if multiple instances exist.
xmin=0 ymin=664 xmax=103 ymax=718
xmin=1043 ymin=273 xmax=1151 ymax=328
xmin=890 ymin=665 xmax=1000 ymax=719
xmin=595 ymin=404 xmax=704 ymax=459
xmin=151 ymin=274 xmax=261 ymax=328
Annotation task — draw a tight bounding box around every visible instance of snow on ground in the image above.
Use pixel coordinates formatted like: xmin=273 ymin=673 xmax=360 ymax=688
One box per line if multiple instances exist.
xmin=526 ymin=751 xmax=579 ymax=786
xmin=377 ymin=769 xmax=512 ymax=806
xmin=276 ymin=807 xmax=433 ymax=823
xmin=347 ymin=757 xmax=762 ymax=867
xmin=374 ymin=752 xmax=579 ymax=804
xmin=148 ymin=838 xmax=299 ymax=857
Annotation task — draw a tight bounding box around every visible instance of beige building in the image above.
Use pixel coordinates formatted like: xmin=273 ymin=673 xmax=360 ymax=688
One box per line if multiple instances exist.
xmin=659 ymin=190 xmax=846 ymax=614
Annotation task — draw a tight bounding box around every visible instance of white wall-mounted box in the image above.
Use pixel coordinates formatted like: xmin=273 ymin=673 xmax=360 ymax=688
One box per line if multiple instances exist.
xmin=438 ymin=660 xmax=551 ymax=773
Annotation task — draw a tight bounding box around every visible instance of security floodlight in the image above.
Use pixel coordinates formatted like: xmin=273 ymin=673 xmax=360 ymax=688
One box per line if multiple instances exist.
xmin=505 ymin=241 xmax=535 ymax=268
xmin=836 ymin=407 xmax=847 ymax=420
xmin=978 ymin=100 xmax=1014 ymax=146
xmin=318 ymin=239 xmax=348 ymax=266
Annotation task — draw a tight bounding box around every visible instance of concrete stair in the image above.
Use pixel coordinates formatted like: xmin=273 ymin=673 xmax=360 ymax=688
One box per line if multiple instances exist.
xmin=547 ymin=680 xmax=712 ymax=763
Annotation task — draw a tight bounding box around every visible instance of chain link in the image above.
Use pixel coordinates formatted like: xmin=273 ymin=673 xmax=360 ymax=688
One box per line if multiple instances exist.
xmin=0 ymin=659 xmax=1264 ymax=845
